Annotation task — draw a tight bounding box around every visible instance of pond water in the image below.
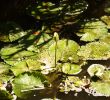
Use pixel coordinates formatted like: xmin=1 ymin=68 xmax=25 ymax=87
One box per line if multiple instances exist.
xmin=17 ymin=90 xmax=110 ymax=100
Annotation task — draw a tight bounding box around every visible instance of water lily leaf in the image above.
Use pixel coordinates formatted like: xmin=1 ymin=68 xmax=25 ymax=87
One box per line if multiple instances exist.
xmin=39 ymin=39 xmax=80 ymax=73
xmin=101 ymin=70 xmax=110 ymax=81
xmin=0 ymin=62 xmax=11 ymax=74
xmin=89 ymin=69 xmax=110 ymax=96
xmin=26 ymin=33 xmax=53 ymax=52
xmin=10 ymin=61 xmax=29 ymax=76
xmin=77 ymin=42 xmax=110 ymax=60
xmin=104 ymin=6 xmax=110 ymax=14
xmin=62 ymin=63 xmax=82 ymax=75
xmin=0 ymin=75 xmax=13 ymax=84
xmin=0 ymin=22 xmax=27 ymax=42
xmin=101 ymin=16 xmax=110 ymax=29
xmin=100 ymin=33 xmax=110 ymax=44
xmin=0 ymin=62 xmax=13 ymax=83
xmin=27 ymin=1 xmax=63 ymax=20
xmin=87 ymin=64 xmax=105 ymax=77
xmin=76 ymin=21 xmax=108 ymax=41
xmin=12 ymin=72 xmax=48 ymax=98
xmin=0 ymin=45 xmax=37 ymax=65
xmin=26 ymin=59 xmax=41 ymax=71
xmin=39 ymin=50 xmax=55 ymax=73
xmin=90 ymin=81 xmax=110 ymax=97
xmin=49 ymin=39 xmax=80 ymax=63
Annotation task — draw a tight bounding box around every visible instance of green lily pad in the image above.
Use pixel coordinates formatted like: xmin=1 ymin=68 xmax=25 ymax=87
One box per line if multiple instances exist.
xmin=87 ymin=64 xmax=105 ymax=77
xmin=100 ymin=33 xmax=110 ymax=44
xmin=90 ymin=81 xmax=110 ymax=97
xmin=12 ymin=72 xmax=48 ymax=98
xmin=0 ymin=62 xmax=13 ymax=83
xmin=89 ymin=69 xmax=110 ymax=96
xmin=62 ymin=63 xmax=82 ymax=75
xmin=77 ymin=42 xmax=110 ymax=60
xmin=39 ymin=50 xmax=55 ymax=73
xmin=76 ymin=21 xmax=108 ymax=41
xmin=26 ymin=59 xmax=41 ymax=71
xmin=101 ymin=16 xmax=110 ymax=29
xmin=10 ymin=61 xmax=29 ymax=76
xmin=0 ymin=22 xmax=27 ymax=42
xmin=0 ymin=45 xmax=37 ymax=65
xmin=0 ymin=62 xmax=11 ymax=74
xmin=49 ymin=39 xmax=80 ymax=63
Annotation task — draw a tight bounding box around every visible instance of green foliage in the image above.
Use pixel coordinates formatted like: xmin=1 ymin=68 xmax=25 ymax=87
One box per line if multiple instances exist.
xmin=62 ymin=63 xmax=82 ymax=75
xmin=89 ymin=70 xmax=110 ymax=96
xmin=12 ymin=72 xmax=48 ymax=98
xmin=0 ymin=0 xmax=110 ymax=99
xmin=0 ymin=22 xmax=27 ymax=42
xmin=77 ymin=42 xmax=110 ymax=60
xmin=76 ymin=20 xmax=108 ymax=41
xmin=87 ymin=64 xmax=105 ymax=77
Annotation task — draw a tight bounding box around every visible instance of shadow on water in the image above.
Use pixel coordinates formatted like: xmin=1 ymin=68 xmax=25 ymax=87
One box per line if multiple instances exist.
xmin=17 ymin=90 xmax=110 ymax=100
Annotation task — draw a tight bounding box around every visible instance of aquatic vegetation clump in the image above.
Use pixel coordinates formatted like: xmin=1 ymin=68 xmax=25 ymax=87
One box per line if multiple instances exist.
xmin=76 ymin=20 xmax=108 ymax=41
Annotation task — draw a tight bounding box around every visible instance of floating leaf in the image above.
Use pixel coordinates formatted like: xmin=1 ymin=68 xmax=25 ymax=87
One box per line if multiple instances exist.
xmin=0 ymin=62 xmax=11 ymax=74
xmin=87 ymin=64 xmax=105 ymax=77
xmin=62 ymin=63 xmax=82 ymax=75
xmin=26 ymin=33 xmax=53 ymax=52
xmin=26 ymin=59 xmax=41 ymax=71
xmin=39 ymin=39 xmax=80 ymax=74
xmin=39 ymin=50 xmax=55 ymax=74
xmin=77 ymin=42 xmax=110 ymax=60
xmin=90 ymin=81 xmax=110 ymax=97
xmin=12 ymin=72 xmax=48 ymax=98
xmin=100 ymin=33 xmax=110 ymax=44
xmin=0 ymin=45 xmax=37 ymax=65
xmin=0 ymin=62 xmax=13 ymax=83
xmin=76 ymin=21 xmax=108 ymax=41
xmin=10 ymin=61 xmax=29 ymax=76
xmin=101 ymin=16 xmax=110 ymax=29
xmin=49 ymin=39 xmax=80 ymax=63
xmin=88 ymin=69 xmax=110 ymax=97
xmin=0 ymin=22 xmax=27 ymax=42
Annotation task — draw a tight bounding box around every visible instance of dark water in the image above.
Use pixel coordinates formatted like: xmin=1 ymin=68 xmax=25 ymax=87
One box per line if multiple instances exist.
xmin=17 ymin=90 xmax=110 ymax=100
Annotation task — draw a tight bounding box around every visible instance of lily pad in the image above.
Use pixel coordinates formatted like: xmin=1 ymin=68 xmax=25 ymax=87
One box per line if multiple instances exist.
xmin=90 ymin=81 xmax=110 ymax=97
xmin=76 ymin=21 xmax=108 ymax=41
xmin=0 ymin=22 xmax=27 ymax=42
xmin=62 ymin=63 xmax=82 ymax=75
xmin=49 ymin=39 xmax=80 ymax=63
xmin=87 ymin=64 xmax=105 ymax=77
xmin=77 ymin=42 xmax=110 ymax=60
xmin=101 ymin=16 xmax=110 ymax=29
xmin=89 ymin=69 xmax=110 ymax=96
xmin=0 ymin=45 xmax=37 ymax=65
xmin=0 ymin=62 xmax=11 ymax=74
xmin=12 ymin=72 xmax=48 ymax=98
xmin=26 ymin=59 xmax=41 ymax=71
xmin=10 ymin=61 xmax=29 ymax=76
xmin=100 ymin=33 xmax=110 ymax=44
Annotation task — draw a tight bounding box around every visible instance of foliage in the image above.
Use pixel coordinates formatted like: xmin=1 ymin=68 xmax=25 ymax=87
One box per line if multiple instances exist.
xmin=76 ymin=20 xmax=108 ymax=41
xmin=0 ymin=0 xmax=110 ymax=100
xmin=12 ymin=72 xmax=48 ymax=98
